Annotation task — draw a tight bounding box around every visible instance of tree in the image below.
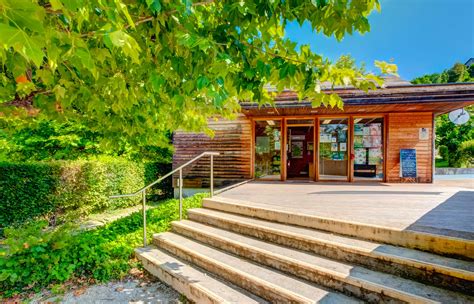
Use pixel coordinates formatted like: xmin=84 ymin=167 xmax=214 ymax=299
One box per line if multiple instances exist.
xmin=412 ymin=62 xmax=474 ymax=84
xmin=0 ymin=118 xmax=173 ymax=161
xmin=0 ymin=0 xmax=396 ymax=148
xmin=412 ymin=62 xmax=474 ymax=167
xmin=435 ymin=110 xmax=473 ymax=167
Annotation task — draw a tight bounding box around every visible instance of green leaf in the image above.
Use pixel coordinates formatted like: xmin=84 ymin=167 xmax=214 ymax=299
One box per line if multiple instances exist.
xmin=146 ymin=0 xmax=162 ymax=13
xmin=3 ymin=0 xmax=45 ymax=33
xmin=329 ymin=93 xmax=339 ymax=107
xmin=149 ymin=71 xmax=165 ymax=92
xmin=53 ymin=85 xmax=66 ymax=100
xmin=108 ymin=30 xmax=141 ymax=63
xmin=197 ymin=76 xmax=209 ymax=90
xmin=182 ymin=0 xmax=192 ymax=13
xmin=75 ymin=48 xmax=96 ymax=76
xmin=50 ymin=0 xmax=64 ymax=10
xmin=0 ymin=24 xmax=44 ymax=67
xmin=279 ymin=63 xmax=289 ymax=79
xmin=62 ymin=0 xmax=83 ymax=11
xmin=115 ymin=0 xmax=135 ymax=29
xmin=374 ymin=60 xmax=398 ymax=76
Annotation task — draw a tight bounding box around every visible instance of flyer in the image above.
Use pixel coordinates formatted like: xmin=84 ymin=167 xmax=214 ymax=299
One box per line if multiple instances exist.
xmin=354 ymin=124 xmax=364 ymax=136
xmin=355 ymin=148 xmax=366 ymax=165
xmin=320 ymin=133 xmax=332 ymax=143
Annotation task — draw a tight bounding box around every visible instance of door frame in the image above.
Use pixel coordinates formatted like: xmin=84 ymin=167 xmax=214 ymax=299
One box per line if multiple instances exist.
xmin=316 ymin=115 xmax=351 ymax=182
xmin=251 ymin=117 xmax=284 ymax=181
xmin=285 ymin=117 xmax=316 ymax=181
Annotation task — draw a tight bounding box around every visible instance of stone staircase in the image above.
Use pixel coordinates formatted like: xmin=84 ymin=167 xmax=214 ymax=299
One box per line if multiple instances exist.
xmin=136 ymin=197 xmax=474 ymax=303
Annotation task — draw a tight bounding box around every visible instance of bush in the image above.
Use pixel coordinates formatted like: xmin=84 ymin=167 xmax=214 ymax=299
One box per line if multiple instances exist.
xmin=0 ymin=194 xmax=205 ymax=298
xmin=438 ymin=145 xmax=449 ymax=161
xmin=458 ymin=140 xmax=474 ymax=167
xmin=0 ymin=158 xmax=172 ymax=228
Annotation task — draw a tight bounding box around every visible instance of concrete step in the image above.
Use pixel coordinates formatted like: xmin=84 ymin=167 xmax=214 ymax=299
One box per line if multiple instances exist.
xmin=188 ymin=208 xmax=474 ymax=294
xmin=173 ymin=221 xmax=474 ymax=303
xmin=135 ymin=246 xmax=268 ymax=304
xmin=202 ymin=197 xmax=474 ymax=259
xmin=153 ymin=232 xmax=362 ymax=304
xmin=172 ymin=220 xmax=473 ymax=303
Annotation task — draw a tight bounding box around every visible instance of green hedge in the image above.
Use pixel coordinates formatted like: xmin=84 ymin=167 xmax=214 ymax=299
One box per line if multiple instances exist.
xmin=0 ymin=194 xmax=205 ymax=298
xmin=0 ymin=158 xmax=172 ymax=228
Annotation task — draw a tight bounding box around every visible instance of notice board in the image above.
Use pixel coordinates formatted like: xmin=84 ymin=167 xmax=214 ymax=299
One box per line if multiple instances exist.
xmin=400 ymin=149 xmax=417 ymax=178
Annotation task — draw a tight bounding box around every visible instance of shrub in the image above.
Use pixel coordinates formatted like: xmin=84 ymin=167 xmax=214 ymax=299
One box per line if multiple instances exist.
xmin=458 ymin=140 xmax=474 ymax=167
xmin=0 ymin=163 xmax=60 ymax=228
xmin=0 ymin=158 xmax=172 ymax=228
xmin=0 ymin=194 xmax=205 ymax=298
xmin=438 ymin=145 xmax=449 ymax=161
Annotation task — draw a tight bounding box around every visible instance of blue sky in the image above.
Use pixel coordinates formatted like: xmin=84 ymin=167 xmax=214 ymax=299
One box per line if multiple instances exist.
xmin=285 ymin=0 xmax=474 ymax=80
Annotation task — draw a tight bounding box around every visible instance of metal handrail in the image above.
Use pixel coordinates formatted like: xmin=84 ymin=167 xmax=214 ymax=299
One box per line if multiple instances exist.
xmin=110 ymin=151 xmax=219 ymax=246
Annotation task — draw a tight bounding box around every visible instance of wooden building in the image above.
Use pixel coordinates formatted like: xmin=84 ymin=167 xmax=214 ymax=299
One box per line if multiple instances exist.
xmin=173 ymin=81 xmax=474 ymax=191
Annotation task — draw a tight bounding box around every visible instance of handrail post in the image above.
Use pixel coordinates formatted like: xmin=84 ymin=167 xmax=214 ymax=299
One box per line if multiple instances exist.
xmin=210 ymin=154 xmax=214 ymax=197
xmin=179 ymin=168 xmax=183 ymax=220
xmin=142 ymin=189 xmax=147 ymax=247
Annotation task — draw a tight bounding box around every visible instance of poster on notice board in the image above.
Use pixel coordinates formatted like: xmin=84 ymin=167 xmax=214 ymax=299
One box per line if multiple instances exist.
xmin=400 ymin=149 xmax=417 ymax=178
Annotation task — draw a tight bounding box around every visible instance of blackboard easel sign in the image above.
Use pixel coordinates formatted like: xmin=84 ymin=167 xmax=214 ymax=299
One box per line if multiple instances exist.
xmin=400 ymin=149 xmax=417 ymax=179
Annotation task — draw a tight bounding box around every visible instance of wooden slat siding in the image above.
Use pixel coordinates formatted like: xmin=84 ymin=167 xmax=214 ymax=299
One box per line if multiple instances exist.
xmin=386 ymin=112 xmax=433 ymax=183
xmin=172 ymin=115 xmax=252 ymax=188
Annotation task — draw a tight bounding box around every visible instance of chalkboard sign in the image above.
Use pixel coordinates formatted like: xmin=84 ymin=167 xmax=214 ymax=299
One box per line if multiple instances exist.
xmin=400 ymin=149 xmax=417 ymax=178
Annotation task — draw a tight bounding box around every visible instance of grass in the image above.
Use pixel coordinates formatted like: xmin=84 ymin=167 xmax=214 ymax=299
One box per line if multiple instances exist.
xmin=435 ymin=158 xmax=449 ymax=168
xmin=0 ymin=193 xmax=206 ymax=299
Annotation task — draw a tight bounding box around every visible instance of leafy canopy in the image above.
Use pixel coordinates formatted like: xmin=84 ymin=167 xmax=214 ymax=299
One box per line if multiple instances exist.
xmin=0 ymin=0 xmax=396 ymax=147
xmin=412 ymin=62 xmax=474 ymax=85
xmin=411 ymin=61 xmax=474 ymax=167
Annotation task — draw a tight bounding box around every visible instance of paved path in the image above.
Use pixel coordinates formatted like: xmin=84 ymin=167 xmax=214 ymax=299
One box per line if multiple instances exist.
xmin=218 ymin=181 xmax=474 ymax=240
xmin=32 ymin=280 xmax=180 ymax=304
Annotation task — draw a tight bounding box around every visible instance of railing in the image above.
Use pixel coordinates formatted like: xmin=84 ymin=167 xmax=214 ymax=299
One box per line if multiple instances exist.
xmin=110 ymin=151 xmax=219 ymax=247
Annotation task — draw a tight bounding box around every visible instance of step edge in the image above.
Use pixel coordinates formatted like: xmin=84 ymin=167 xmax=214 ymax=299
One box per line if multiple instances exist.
xmin=154 ymin=232 xmax=332 ymax=304
xmin=188 ymin=208 xmax=474 ymax=281
xmin=202 ymin=198 xmax=474 ymax=259
xmin=203 ymin=198 xmax=474 ymax=244
xmin=135 ymin=247 xmax=232 ymax=304
xmin=171 ymin=220 xmax=443 ymax=304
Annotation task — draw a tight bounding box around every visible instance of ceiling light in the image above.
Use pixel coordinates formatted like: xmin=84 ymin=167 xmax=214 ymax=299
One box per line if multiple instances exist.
xmin=323 ymin=120 xmax=331 ymax=124
xmin=354 ymin=118 xmax=362 ymax=123
xmin=266 ymin=120 xmax=275 ymax=126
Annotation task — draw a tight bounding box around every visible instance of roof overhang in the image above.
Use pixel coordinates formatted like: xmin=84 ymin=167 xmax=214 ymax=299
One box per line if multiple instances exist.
xmin=241 ymin=83 xmax=474 ymax=116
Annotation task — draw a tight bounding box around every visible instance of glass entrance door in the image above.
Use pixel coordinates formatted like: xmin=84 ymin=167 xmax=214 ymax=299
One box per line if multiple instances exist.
xmin=286 ymin=119 xmax=314 ymax=180
xmin=254 ymin=120 xmax=282 ymax=180
xmin=318 ymin=118 xmax=349 ymax=181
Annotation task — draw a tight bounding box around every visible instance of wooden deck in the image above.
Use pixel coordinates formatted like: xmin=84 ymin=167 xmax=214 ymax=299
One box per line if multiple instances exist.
xmin=216 ymin=180 xmax=474 ymax=240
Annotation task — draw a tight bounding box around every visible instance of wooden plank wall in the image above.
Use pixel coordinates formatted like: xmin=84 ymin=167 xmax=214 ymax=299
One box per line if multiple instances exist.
xmin=172 ymin=114 xmax=252 ymax=188
xmin=386 ymin=112 xmax=434 ymax=183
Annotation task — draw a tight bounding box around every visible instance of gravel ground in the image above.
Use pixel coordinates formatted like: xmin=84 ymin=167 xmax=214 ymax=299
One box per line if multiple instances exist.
xmin=31 ymin=279 xmax=182 ymax=304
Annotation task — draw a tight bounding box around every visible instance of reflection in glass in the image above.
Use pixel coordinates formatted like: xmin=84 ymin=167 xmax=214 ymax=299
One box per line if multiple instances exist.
xmin=319 ymin=118 xmax=348 ymax=180
xmin=353 ymin=117 xmax=384 ymax=180
xmin=255 ymin=120 xmax=281 ymax=180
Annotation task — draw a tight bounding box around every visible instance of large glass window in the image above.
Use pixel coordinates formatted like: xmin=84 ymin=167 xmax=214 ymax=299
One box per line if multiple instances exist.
xmin=353 ymin=117 xmax=384 ymax=180
xmin=319 ymin=118 xmax=348 ymax=180
xmin=254 ymin=120 xmax=281 ymax=180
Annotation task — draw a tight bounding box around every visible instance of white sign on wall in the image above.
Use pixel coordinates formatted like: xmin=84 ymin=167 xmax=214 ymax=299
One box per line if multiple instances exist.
xmin=419 ymin=128 xmax=429 ymax=140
